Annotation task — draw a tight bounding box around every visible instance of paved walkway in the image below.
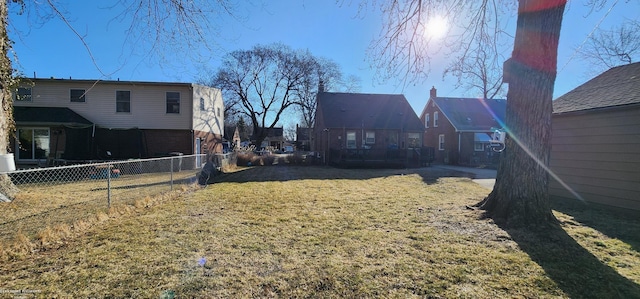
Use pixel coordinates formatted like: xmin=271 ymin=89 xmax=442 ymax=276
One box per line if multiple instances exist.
xmin=433 ymin=165 xmax=497 ymax=190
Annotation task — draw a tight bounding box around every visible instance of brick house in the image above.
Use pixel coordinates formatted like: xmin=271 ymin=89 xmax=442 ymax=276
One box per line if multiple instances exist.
xmin=314 ymin=91 xmax=429 ymax=167
xmin=419 ymin=87 xmax=506 ymax=166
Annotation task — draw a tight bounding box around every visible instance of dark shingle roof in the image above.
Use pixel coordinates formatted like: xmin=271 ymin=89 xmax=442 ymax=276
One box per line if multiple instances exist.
xmin=433 ymin=97 xmax=506 ymax=131
xmin=250 ymin=127 xmax=283 ymax=139
xmin=13 ymin=106 xmax=93 ymax=126
xmin=316 ymin=92 xmax=423 ymax=131
xmin=553 ymin=62 xmax=640 ymax=114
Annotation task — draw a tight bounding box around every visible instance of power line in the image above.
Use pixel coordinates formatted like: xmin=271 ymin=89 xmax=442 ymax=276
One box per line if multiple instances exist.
xmin=558 ymin=0 xmax=619 ymax=74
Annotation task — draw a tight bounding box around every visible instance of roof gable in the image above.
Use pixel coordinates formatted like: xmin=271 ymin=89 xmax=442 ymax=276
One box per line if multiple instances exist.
xmin=433 ymin=97 xmax=506 ymax=131
xmin=554 ymin=62 xmax=640 ymax=114
xmin=316 ymin=92 xmax=423 ymax=131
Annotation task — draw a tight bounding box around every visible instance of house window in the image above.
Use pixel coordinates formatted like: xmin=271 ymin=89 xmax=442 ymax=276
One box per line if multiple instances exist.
xmin=474 ymin=133 xmax=492 ymax=151
xmin=425 ymin=114 xmax=430 ymax=128
xmin=365 ymin=131 xmax=375 ymax=144
xmin=116 ymin=90 xmax=131 ymax=113
xmin=434 ymin=111 xmax=439 ymax=127
xmin=166 ymin=92 xmax=180 ymax=113
xmin=16 ymin=127 xmax=49 ymax=161
xmin=438 ymin=134 xmax=445 ymax=151
xmin=70 ymin=89 xmax=86 ymax=102
xmin=200 ymin=97 xmax=205 ymax=111
xmin=15 ymin=87 xmax=32 ymax=101
xmin=387 ymin=132 xmax=398 ymax=149
xmin=346 ymin=131 xmax=357 ymax=149
xmin=217 ymin=107 xmax=221 ymax=117
xmin=408 ymin=133 xmax=420 ymax=148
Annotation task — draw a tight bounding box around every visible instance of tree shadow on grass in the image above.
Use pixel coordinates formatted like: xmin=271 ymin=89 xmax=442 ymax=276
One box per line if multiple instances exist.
xmin=503 ymin=223 xmax=640 ymax=299
xmin=551 ymin=198 xmax=640 ymax=253
xmin=211 ymin=165 xmax=462 ymax=185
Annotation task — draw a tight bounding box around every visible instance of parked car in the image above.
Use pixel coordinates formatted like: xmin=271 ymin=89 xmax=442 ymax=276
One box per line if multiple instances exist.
xmin=284 ymin=146 xmax=294 ymax=153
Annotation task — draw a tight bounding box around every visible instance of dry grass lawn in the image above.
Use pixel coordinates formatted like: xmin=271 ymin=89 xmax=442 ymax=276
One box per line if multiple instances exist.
xmin=0 ymin=166 xmax=638 ymax=298
xmin=0 ymin=170 xmax=198 ymax=247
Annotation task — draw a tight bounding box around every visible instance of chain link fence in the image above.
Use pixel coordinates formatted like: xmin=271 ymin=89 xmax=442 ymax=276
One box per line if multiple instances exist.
xmin=0 ymin=154 xmax=207 ymax=246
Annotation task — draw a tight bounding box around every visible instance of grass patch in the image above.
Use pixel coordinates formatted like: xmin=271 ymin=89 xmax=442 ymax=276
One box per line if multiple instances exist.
xmin=0 ymin=170 xmax=199 ymax=259
xmin=0 ymin=166 xmax=638 ymax=298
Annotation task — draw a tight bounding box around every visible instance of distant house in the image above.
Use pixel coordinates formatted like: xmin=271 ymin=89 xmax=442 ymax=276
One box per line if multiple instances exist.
xmin=550 ymin=62 xmax=640 ymax=210
xmin=251 ymin=127 xmax=285 ymax=150
xmin=313 ymin=92 xmax=428 ymax=167
xmin=232 ymin=127 xmax=241 ymax=148
xmin=11 ymin=78 xmax=224 ymax=166
xmin=419 ymin=87 xmax=506 ymax=165
xmin=223 ymin=126 xmax=241 ymax=149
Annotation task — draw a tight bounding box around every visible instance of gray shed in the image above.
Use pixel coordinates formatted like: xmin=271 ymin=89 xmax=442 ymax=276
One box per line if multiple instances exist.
xmin=550 ymin=62 xmax=640 ymax=210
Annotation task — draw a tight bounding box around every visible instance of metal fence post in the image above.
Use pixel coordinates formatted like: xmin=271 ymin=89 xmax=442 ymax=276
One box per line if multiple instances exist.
xmin=170 ymin=157 xmax=174 ymax=191
xmin=107 ymin=164 xmax=112 ymax=208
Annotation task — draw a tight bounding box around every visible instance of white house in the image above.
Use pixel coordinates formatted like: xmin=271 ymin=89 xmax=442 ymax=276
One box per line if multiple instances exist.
xmin=11 ymin=78 xmax=224 ymax=165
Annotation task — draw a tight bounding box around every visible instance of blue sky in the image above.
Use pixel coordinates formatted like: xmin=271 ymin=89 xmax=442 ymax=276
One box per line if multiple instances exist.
xmin=9 ymin=1 xmax=640 ymax=126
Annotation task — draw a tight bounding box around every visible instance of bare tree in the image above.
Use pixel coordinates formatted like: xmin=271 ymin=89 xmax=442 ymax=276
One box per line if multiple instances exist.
xmin=444 ymin=43 xmax=507 ymax=100
xmin=442 ymin=0 xmax=511 ymax=99
xmin=283 ymin=124 xmax=296 ymax=142
xmin=0 ymin=1 xmax=20 ymax=202
xmin=197 ymin=74 xmax=243 ymax=125
xmin=366 ymin=0 xmax=567 ymax=227
xmin=0 ymin=1 xmax=241 ymax=201
xmin=294 ymin=57 xmax=360 ymax=129
xmin=364 ymin=0 xmax=515 ymax=87
xmin=213 ymin=43 xmax=317 ymax=148
xmin=579 ymin=20 xmax=640 ymax=70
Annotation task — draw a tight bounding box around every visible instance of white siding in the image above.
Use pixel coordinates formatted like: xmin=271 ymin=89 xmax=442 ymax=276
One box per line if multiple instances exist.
xmin=191 ymin=84 xmax=224 ymax=135
xmin=14 ymin=79 xmax=199 ymax=130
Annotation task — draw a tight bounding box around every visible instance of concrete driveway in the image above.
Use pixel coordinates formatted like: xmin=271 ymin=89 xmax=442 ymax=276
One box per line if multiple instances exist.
xmin=434 ymin=165 xmax=497 ymax=190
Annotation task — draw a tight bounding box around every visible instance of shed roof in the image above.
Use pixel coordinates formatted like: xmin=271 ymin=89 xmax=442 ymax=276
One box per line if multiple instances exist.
xmin=553 ymin=62 xmax=640 ymax=114
xmin=316 ymin=92 xmax=423 ymax=131
xmin=432 ymin=97 xmax=506 ymax=132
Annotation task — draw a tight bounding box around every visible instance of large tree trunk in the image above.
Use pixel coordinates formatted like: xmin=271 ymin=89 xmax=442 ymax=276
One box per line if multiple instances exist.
xmin=0 ymin=0 xmax=18 ymax=202
xmin=477 ymin=0 xmax=566 ymax=227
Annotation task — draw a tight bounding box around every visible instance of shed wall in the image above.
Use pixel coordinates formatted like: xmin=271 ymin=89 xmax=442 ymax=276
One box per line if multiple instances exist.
xmin=549 ymin=107 xmax=640 ymax=210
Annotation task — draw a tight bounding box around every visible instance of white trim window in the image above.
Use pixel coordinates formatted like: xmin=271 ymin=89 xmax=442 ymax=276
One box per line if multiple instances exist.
xmin=425 ymin=114 xmax=430 ymax=128
xmin=365 ymin=131 xmax=375 ymax=144
xmin=116 ymin=90 xmax=131 ymax=113
xmin=438 ymin=134 xmax=445 ymax=151
xmin=200 ymin=97 xmax=206 ymax=111
xmin=474 ymin=133 xmax=491 ymax=151
xmin=434 ymin=111 xmax=439 ymax=127
xmin=408 ymin=133 xmax=420 ymax=149
xmin=346 ymin=131 xmax=357 ymax=149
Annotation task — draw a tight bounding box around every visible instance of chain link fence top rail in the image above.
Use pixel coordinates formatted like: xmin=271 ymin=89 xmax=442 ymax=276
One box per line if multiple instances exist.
xmin=0 ymin=154 xmax=207 ymax=246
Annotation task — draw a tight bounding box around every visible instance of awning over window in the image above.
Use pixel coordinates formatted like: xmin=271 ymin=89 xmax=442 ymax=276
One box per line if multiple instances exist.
xmin=474 ymin=132 xmax=492 ymax=142
xmin=13 ymin=106 xmax=93 ymax=127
